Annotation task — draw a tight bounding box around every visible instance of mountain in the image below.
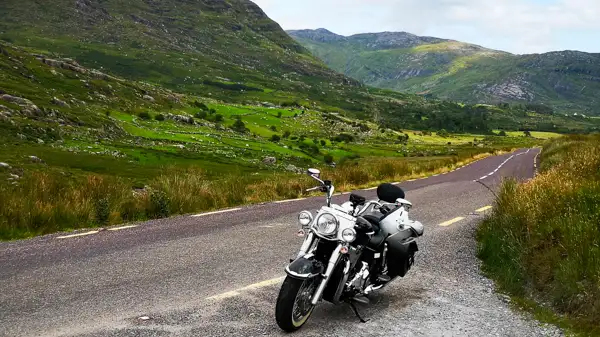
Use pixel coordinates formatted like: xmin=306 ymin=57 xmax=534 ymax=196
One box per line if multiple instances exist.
xmin=0 ymin=0 xmax=377 ymax=114
xmin=0 ymin=1 xmax=597 ymax=135
xmin=288 ymin=29 xmax=600 ymax=115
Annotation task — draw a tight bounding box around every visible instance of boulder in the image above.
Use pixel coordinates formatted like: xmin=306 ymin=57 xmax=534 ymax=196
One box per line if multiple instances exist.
xmin=0 ymin=94 xmax=33 ymax=106
xmin=262 ymin=157 xmax=277 ymax=165
xmin=51 ymin=97 xmax=70 ymax=108
xmin=143 ymin=95 xmax=155 ymax=102
xmin=29 ymin=156 xmax=44 ymax=163
xmin=0 ymin=162 xmax=10 ymax=169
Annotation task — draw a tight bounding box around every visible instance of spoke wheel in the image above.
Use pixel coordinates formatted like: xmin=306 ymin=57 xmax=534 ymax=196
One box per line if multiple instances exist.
xmin=275 ymin=276 xmax=318 ymax=332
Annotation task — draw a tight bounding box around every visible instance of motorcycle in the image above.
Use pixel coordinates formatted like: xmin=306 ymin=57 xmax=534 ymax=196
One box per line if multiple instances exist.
xmin=275 ymin=168 xmax=424 ymax=332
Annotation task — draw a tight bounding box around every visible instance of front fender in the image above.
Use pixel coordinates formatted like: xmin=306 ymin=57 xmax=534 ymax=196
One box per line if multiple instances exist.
xmin=285 ymin=255 xmax=324 ymax=280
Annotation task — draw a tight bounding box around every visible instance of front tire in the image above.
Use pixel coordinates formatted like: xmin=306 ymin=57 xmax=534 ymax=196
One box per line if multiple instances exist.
xmin=275 ymin=276 xmax=317 ymax=332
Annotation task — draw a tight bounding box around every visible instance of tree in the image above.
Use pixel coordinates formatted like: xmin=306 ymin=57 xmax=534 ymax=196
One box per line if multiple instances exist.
xmin=277 ymin=111 xmax=282 ymax=118
xmin=498 ymin=130 xmax=507 ymax=137
xmin=232 ymin=118 xmax=246 ymax=133
xmin=313 ymin=138 xmax=319 ymax=145
xmin=320 ymin=140 xmax=326 ymax=146
xmin=437 ymin=129 xmax=449 ymax=138
xmin=214 ymin=114 xmax=224 ymax=123
xmin=524 ymin=130 xmax=532 ymax=137
xmin=324 ymin=154 xmax=334 ymax=164
xmin=270 ymin=125 xmax=277 ymax=132
xmin=209 ymin=108 xmax=216 ymax=114
xmin=282 ymin=130 xmax=291 ymax=138
xmin=155 ymin=114 xmax=165 ymax=121
xmin=270 ymin=134 xmax=281 ymax=142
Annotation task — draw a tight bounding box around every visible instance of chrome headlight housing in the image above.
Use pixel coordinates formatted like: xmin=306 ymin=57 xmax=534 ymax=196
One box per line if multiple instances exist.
xmin=341 ymin=228 xmax=357 ymax=243
xmin=314 ymin=213 xmax=339 ymax=236
xmin=298 ymin=211 xmax=313 ymax=228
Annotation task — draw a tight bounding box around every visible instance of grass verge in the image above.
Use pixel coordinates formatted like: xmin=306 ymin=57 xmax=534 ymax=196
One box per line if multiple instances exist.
xmin=0 ymin=148 xmax=502 ymax=240
xmin=477 ymin=135 xmax=600 ymax=336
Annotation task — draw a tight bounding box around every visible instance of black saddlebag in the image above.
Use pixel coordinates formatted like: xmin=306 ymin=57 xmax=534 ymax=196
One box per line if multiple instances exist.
xmin=385 ymin=228 xmax=419 ymax=278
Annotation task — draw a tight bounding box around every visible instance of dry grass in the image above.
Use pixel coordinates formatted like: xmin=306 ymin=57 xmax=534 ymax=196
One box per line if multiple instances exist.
xmin=0 ymin=150 xmax=498 ymax=240
xmin=477 ymin=135 xmax=600 ymax=335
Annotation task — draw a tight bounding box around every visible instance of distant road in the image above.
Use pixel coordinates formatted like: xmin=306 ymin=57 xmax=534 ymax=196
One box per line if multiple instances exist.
xmin=0 ymin=148 xmax=560 ymax=337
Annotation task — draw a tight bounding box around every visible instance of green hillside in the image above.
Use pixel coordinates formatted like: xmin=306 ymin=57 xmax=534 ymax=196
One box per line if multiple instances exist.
xmin=288 ymin=29 xmax=600 ymax=116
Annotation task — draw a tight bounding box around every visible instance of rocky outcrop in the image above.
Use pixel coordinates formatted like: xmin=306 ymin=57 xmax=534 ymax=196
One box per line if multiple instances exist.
xmin=51 ymin=97 xmax=70 ymax=108
xmin=0 ymin=94 xmax=42 ymax=115
xmin=485 ymin=81 xmax=533 ymax=101
xmin=262 ymin=157 xmax=276 ymax=165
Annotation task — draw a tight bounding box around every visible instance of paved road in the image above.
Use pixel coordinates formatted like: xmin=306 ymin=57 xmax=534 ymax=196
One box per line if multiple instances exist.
xmin=0 ymin=148 xmax=561 ymax=337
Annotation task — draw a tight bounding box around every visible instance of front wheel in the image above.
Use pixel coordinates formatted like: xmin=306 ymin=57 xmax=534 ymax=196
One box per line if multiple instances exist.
xmin=275 ymin=276 xmax=318 ymax=332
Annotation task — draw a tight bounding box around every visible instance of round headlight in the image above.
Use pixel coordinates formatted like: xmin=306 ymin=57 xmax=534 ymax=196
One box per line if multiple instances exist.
xmin=298 ymin=211 xmax=313 ymax=227
xmin=342 ymin=228 xmax=357 ymax=242
xmin=315 ymin=213 xmax=338 ymax=235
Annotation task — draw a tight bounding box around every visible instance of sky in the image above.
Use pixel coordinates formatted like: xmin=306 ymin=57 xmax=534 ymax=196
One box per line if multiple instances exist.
xmin=251 ymin=0 xmax=600 ymax=54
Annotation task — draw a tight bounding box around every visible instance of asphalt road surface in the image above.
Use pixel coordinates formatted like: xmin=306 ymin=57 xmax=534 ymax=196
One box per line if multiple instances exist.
xmin=0 ymin=148 xmax=563 ymax=337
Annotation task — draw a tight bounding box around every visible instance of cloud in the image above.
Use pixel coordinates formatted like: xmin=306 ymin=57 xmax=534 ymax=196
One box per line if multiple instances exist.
xmin=251 ymin=0 xmax=600 ymax=54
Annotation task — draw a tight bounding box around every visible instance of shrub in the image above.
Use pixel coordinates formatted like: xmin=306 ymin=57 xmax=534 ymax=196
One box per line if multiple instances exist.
xmin=270 ymin=134 xmax=281 ymax=142
xmin=277 ymin=111 xmax=282 ymax=118
xmin=148 ymin=189 xmax=170 ymax=219
xmin=437 ymin=129 xmax=449 ymax=137
xmin=324 ymin=154 xmax=334 ymax=164
xmin=320 ymin=140 xmax=326 ymax=146
xmin=232 ymin=118 xmax=247 ymax=133
xmin=282 ymin=130 xmax=291 ymax=138
xmin=214 ymin=114 xmax=224 ymax=122
xmin=193 ymin=101 xmax=208 ymax=110
xmin=332 ymin=133 xmax=354 ymax=143
xmin=155 ymin=114 xmax=165 ymax=121
xmin=94 ymin=197 xmax=110 ymax=224
xmin=195 ymin=111 xmax=208 ymax=119
xmin=138 ymin=112 xmax=151 ymax=120
xmin=270 ymin=125 xmax=277 ymax=132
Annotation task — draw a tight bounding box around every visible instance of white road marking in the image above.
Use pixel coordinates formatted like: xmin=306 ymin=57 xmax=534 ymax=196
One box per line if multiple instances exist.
xmin=274 ymin=198 xmax=306 ymax=204
xmin=191 ymin=208 xmax=242 ymax=217
xmin=108 ymin=225 xmax=138 ymax=231
xmin=475 ymin=151 xmax=526 ymax=181
xmin=205 ymin=276 xmax=285 ymax=301
xmin=364 ymin=186 xmax=378 ymax=191
xmin=439 ymin=217 xmax=465 ymax=227
xmin=476 ymin=206 xmax=493 ymax=212
xmin=57 ymin=231 xmax=100 ymax=239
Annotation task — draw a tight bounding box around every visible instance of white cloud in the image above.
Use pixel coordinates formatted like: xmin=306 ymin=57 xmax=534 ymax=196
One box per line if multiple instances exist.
xmin=252 ymin=0 xmax=600 ymax=54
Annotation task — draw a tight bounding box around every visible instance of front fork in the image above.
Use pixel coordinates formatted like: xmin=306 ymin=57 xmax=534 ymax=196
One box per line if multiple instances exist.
xmin=311 ymin=243 xmax=343 ymax=305
xmin=292 ymin=233 xmax=346 ymax=305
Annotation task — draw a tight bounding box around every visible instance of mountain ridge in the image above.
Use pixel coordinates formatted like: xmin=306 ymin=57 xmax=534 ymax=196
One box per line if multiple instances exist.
xmin=288 ymin=29 xmax=600 ymax=115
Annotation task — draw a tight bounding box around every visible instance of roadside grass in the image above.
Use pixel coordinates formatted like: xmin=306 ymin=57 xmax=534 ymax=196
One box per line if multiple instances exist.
xmin=477 ymin=135 xmax=600 ymax=336
xmin=0 ymin=148 xmax=502 ymax=240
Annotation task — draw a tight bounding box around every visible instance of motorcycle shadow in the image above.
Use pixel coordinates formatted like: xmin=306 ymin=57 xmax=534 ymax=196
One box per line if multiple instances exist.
xmin=308 ymin=285 xmax=427 ymax=325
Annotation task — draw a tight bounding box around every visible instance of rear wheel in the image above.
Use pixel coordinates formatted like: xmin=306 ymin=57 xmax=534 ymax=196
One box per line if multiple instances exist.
xmin=275 ymin=276 xmax=318 ymax=332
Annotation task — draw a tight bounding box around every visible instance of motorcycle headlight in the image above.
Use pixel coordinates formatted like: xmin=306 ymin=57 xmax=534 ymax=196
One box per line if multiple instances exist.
xmin=298 ymin=211 xmax=313 ymax=227
xmin=315 ymin=213 xmax=338 ymax=235
xmin=341 ymin=228 xmax=357 ymax=243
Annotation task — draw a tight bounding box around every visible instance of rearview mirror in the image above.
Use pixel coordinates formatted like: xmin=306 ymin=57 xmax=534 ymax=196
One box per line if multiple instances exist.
xmin=307 ymin=168 xmax=321 ymax=178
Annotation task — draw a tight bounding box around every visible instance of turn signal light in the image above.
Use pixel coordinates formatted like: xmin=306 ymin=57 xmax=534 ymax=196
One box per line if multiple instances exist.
xmin=340 ymin=246 xmax=349 ymax=254
xmin=297 ymin=229 xmax=306 ymax=237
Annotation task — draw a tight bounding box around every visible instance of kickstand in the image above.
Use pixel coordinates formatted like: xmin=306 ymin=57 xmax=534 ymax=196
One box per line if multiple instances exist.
xmin=348 ymin=301 xmax=370 ymax=323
